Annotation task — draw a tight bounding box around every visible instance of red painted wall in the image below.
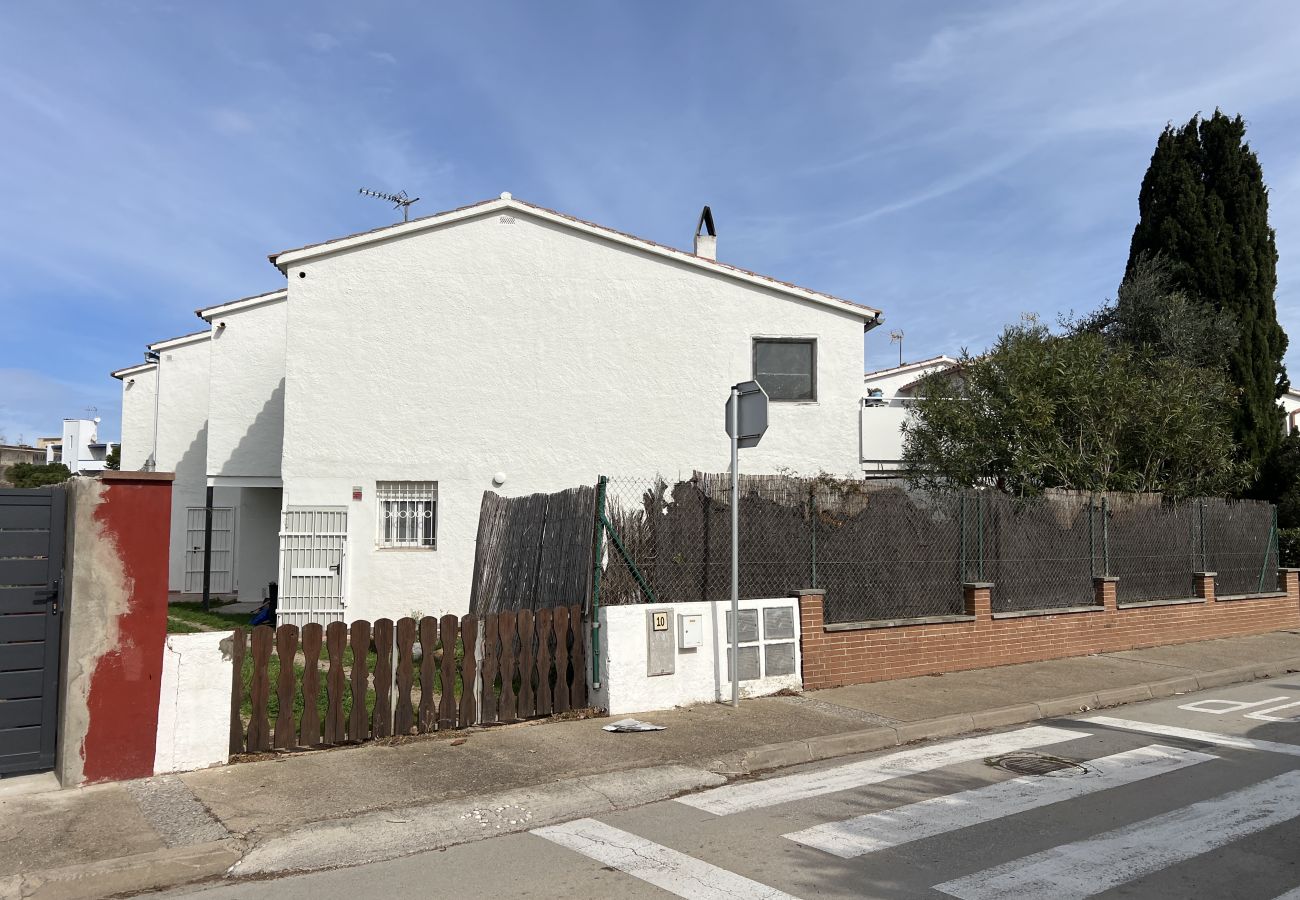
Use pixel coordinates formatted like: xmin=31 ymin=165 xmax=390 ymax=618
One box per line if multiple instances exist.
xmin=81 ymin=474 xmax=172 ymax=783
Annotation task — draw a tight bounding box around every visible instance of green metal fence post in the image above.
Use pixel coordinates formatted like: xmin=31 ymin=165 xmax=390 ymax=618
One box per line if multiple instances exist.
xmin=1259 ymin=504 xmax=1278 ymax=593
xmin=960 ymin=492 xmax=968 ymax=583
xmin=591 ymin=476 xmax=607 ymax=690
xmin=809 ymin=484 xmax=818 ymax=589
xmin=1102 ymin=495 xmax=1110 ymax=578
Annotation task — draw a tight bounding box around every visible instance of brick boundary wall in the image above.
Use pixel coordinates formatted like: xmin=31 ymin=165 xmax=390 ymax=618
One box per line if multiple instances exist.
xmin=797 ymin=569 xmax=1300 ymax=691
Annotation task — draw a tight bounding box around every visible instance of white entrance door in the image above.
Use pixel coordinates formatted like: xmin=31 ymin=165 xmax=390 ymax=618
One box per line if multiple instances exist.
xmin=279 ymin=507 xmax=348 ymax=627
xmin=184 ymin=507 xmax=235 ymax=593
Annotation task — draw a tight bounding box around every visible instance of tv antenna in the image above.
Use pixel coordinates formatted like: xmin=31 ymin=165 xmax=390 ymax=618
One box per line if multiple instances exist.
xmin=889 ymin=329 xmax=905 ymax=367
xmin=358 ymin=187 xmax=420 ymax=222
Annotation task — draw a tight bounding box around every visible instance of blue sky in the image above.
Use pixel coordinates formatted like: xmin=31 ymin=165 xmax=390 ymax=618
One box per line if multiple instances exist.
xmin=3 ymin=1 xmax=1299 ymax=443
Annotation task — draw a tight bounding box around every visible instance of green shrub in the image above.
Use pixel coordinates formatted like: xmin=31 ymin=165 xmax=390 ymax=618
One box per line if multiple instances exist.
xmin=1279 ymin=527 xmax=1300 ymax=569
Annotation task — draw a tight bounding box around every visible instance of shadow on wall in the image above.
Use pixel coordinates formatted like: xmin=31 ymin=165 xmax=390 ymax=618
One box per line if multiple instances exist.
xmin=218 ymin=378 xmax=285 ymax=477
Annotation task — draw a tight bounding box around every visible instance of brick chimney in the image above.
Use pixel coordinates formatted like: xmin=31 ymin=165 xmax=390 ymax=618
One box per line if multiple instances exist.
xmin=694 ymin=205 xmax=716 ymax=260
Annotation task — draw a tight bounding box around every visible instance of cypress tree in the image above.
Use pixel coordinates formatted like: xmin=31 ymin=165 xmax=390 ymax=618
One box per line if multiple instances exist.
xmin=1125 ymin=110 xmax=1289 ymax=477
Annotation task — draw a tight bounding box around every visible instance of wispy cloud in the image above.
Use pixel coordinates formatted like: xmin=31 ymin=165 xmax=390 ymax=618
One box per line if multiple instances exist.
xmin=306 ymin=31 xmax=339 ymax=52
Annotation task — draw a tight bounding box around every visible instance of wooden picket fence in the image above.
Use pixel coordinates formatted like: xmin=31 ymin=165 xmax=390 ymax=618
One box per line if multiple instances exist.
xmin=230 ymin=605 xmax=588 ymax=754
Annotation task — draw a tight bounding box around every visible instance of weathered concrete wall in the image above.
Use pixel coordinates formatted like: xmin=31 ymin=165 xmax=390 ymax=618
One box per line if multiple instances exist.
xmin=591 ymin=597 xmax=802 ymax=715
xmin=154 ymin=631 xmax=232 ymax=774
xmin=57 ymin=472 xmax=173 ymax=785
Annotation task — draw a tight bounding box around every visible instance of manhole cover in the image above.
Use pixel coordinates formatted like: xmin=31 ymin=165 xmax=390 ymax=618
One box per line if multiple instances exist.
xmin=987 ymin=753 xmax=1088 ymax=776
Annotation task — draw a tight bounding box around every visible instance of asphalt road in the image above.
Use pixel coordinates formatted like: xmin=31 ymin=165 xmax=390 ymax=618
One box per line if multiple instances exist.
xmin=163 ymin=680 xmax=1300 ymax=899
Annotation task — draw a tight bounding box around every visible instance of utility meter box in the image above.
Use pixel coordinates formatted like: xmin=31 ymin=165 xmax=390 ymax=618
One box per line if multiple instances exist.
xmin=678 ymin=614 xmax=703 ymax=649
xmin=646 ymin=608 xmax=675 ymax=676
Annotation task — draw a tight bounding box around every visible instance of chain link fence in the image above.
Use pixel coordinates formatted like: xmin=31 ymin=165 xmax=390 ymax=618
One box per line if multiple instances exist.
xmin=597 ymin=474 xmax=1280 ymax=624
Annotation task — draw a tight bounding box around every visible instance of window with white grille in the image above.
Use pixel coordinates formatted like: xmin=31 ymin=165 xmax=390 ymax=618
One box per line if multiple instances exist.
xmin=376 ymin=481 xmax=438 ymax=549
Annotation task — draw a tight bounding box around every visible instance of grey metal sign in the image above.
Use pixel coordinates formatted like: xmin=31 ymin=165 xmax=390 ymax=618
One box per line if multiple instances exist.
xmin=724 ymin=380 xmax=768 ymax=448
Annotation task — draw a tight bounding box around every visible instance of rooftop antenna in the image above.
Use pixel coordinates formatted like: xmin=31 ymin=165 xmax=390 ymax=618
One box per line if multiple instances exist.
xmin=358 ymin=187 xmax=420 ymax=223
xmin=889 ymin=329 xmax=905 ymax=367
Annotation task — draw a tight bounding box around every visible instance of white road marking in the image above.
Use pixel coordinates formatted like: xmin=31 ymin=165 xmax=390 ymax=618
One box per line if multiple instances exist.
xmin=1245 ymin=700 xmax=1300 ymax=723
xmin=784 ymin=744 xmax=1213 ymax=858
xmin=1082 ymin=716 xmax=1300 ymax=756
xmin=1177 ymin=695 xmax=1291 ymax=714
xmin=935 ymin=769 xmax=1300 ymax=900
xmin=1269 ymin=888 xmax=1300 ymax=900
xmin=532 ymin=818 xmax=801 ymax=900
xmin=676 ymin=726 xmax=1089 ymax=816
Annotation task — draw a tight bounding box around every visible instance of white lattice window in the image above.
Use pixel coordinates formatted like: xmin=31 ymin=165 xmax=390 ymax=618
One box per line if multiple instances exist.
xmin=376 ymin=481 xmax=438 ymax=549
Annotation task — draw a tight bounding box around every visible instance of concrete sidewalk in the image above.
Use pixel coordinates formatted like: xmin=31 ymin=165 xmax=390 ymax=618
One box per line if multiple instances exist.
xmin=3 ymin=629 xmax=1299 ymax=898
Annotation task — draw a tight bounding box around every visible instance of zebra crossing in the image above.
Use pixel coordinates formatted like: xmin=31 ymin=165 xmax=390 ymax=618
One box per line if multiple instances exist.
xmin=532 ymin=714 xmax=1300 ymax=899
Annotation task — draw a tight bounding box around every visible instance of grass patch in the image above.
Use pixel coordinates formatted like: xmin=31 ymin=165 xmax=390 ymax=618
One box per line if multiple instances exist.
xmin=168 ymin=601 xmax=248 ymax=631
xmin=165 ymin=617 xmax=205 ymax=634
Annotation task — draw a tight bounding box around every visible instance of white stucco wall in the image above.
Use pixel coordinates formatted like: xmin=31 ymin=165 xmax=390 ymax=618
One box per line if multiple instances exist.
xmin=206 ymin=295 xmax=287 ymax=479
xmin=280 ymin=208 xmax=870 ymax=621
xmin=236 ymin=486 xmax=281 ymax=596
xmin=591 ymin=597 xmax=802 ymax=715
xmin=154 ymin=631 xmax=232 ymax=774
xmin=151 ymin=335 xmax=239 ymax=591
xmin=117 ymin=365 xmax=156 ymax=471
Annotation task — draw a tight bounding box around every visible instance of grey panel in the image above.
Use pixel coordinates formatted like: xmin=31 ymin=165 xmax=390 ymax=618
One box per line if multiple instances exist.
xmin=0 ymin=614 xmax=44 ymax=642
xmin=0 ymin=643 xmax=45 ymax=673
xmin=646 ymin=608 xmax=675 ymax=676
xmin=727 ymin=645 xmax=761 ymax=682
xmin=0 ymin=505 xmax=50 ymax=530
xmin=765 ymin=642 xmax=796 ymax=676
xmin=0 ymin=698 xmax=42 ymax=729
xmin=763 ymin=607 xmax=795 ymax=640
xmin=0 ymin=670 xmax=42 ymax=700
xmin=0 ymin=725 xmax=41 ymax=756
xmin=0 ymin=587 xmax=42 ymax=614
xmin=0 ymin=532 xmax=51 ymax=559
xmin=0 ymin=558 xmax=49 ymax=587
xmin=726 ymin=609 xmax=760 ymax=644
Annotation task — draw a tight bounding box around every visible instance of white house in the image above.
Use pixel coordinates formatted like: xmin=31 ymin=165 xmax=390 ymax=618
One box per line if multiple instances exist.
xmin=44 ymin=418 xmax=116 ymax=475
xmin=860 ymin=356 xmax=957 ymax=477
xmin=1282 ymin=388 xmax=1300 ymax=434
xmin=114 ymin=194 xmax=883 ymax=623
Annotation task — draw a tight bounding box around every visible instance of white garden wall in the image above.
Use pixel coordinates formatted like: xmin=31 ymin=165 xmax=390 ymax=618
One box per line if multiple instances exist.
xmin=591 ymin=597 xmax=801 ymax=715
xmin=154 ymin=631 xmax=232 ymax=775
xmin=280 ymin=204 xmax=871 ymax=622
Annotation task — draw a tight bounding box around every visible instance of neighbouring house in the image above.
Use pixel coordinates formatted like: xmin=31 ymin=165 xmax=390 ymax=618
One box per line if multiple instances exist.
xmin=113 ymin=194 xmax=883 ymax=623
xmin=860 ymin=356 xmax=957 ymax=478
xmin=1282 ymin=388 xmax=1300 ymax=435
xmin=43 ymin=418 xmax=116 ymax=475
xmin=0 ymin=443 xmax=46 ymax=485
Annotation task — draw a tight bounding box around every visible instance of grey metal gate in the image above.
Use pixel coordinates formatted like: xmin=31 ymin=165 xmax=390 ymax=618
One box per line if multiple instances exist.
xmin=0 ymin=487 xmax=65 ymax=775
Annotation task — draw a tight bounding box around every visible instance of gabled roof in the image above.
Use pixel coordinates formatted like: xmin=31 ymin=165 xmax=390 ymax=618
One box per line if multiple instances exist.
xmin=863 ymin=355 xmax=958 ymax=381
xmin=110 ymin=362 xmax=157 ymax=380
xmin=269 ymin=194 xmax=881 ymax=324
xmin=196 ymin=288 xmax=287 ymax=321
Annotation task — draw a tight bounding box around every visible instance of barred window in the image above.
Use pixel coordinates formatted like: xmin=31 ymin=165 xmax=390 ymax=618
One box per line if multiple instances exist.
xmin=376 ymin=481 xmax=437 ymax=549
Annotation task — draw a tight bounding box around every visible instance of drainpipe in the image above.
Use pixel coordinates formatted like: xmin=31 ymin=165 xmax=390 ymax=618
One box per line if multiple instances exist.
xmin=144 ymin=350 xmax=161 ymax=471
xmin=202 ymin=483 xmax=214 ymax=613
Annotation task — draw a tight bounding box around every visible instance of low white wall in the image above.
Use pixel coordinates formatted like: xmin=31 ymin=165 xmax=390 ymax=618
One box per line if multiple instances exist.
xmin=592 ymin=597 xmax=801 ymax=716
xmin=154 ymin=631 xmax=233 ymax=775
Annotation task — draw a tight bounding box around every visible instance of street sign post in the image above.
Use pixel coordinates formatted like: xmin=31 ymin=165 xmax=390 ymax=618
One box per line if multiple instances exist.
xmin=725 ymin=380 xmax=768 ymax=707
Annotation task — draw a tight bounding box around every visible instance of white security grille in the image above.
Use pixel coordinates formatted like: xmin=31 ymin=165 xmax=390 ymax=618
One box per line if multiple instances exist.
xmin=184 ymin=507 xmax=234 ymax=593
xmin=279 ymin=507 xmax=348 ymax=627
xmin=376 ymin=481 xmax=437 ymax=549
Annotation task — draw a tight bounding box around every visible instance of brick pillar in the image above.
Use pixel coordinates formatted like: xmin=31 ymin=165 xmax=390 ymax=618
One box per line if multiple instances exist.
xmin=1093 ymin=576 xmax=1119 ymax=612
xmin=1281 ymin=568 xmax=1300 ymax=609
xmin=1194 ymin=571 xmax=1217 ymax=603
xmin=794 ymin=589 xmax=827 ymax=690
xmin=962 ymin=582 xmax=992 ymax=621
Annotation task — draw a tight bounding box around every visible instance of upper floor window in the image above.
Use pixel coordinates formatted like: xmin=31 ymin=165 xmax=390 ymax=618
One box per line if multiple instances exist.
xmin=377 ymin=481 xmax=437 ymax=549
xmin=753 ymin=338 xmax=816 ymax=402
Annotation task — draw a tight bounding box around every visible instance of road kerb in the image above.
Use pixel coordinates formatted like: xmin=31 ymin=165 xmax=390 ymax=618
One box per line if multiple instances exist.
xmin=1034 ymin=693 xmax=1101 ymax=718
xmin=804 ymin=727 xmax=900 ymax=762
xmin=10 ymin=839 xmax=243 ymax=900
